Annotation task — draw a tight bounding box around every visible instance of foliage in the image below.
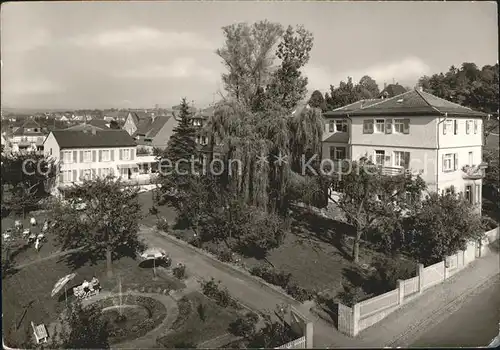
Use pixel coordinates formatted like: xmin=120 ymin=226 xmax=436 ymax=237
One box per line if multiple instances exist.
xmin=325 ymin=75 xmax=380 ymax=110
xmin=109 ymin=120 xmax=120 ymax=129
xmin=228 ymin=312 xmax=259 ymax=339
xmin=324 ymin=160 xmax=427 ymax=262
xmin=482 ymin=216 xmax=498 ymax=231
xmin=483 ymin=148 xmax=499 ymax=193
xmin=1 ymin=151 xmax=57 ymax=217
xmin=173 ymin=263 xmax=187 ymax=280
xmin=405 ymin=189 xmax=484 ymax=265
xmin=136 ymin=146 xmax=150 ymax=155
xmin=246 ymin=313 xmax=299 ymax=348
xmin=337 ymin=282 xmax=370 ymax=307
xmin=366 ymin=256 xmax=416 ymax=295
xmin=308 ymin=90 xmax=327 ymax=111
xmin=201 ymin=277 xmax=237 ymax=308
xmin=50 ymin=177 xmax=143 ymax=276
xmin=359 ymin=75 xmax=380 ymax=98
xmin=156 ymin=217 xmax=170 ymax=232
xmin=54 ymin=301 xmax=109 ymax=349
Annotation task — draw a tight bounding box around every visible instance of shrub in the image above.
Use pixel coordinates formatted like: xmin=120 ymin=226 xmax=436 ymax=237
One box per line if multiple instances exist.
xmin=217 ymin=247 xmax=234 ymax=262
xmin=228 ymin=312 xmax=259 ymax=339
xmin=482 ymin=216 xmax=498 ymax=231
xmin=336 ymin=284 xmax=370 ymax=307
xmin=173 ymin=263 xmax=186 ymax=279
xmin=156 ymin=217 xmax=170 ymax=232
xmin=201 ymin=277 xmax=237 ymax=308
xmin=285 ymin=283 xmax=314 ymax=302
xmin=367 ymin=257 xmax=416 ymax=295
xmin=249 ymin=266 xmax=291 ymax=289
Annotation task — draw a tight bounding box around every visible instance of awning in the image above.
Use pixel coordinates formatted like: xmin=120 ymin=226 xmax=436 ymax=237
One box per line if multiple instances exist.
xmin=117 ymin=163 xmax=139 ymax=169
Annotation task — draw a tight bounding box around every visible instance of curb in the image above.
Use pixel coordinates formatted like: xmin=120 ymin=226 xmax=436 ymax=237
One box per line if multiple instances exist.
xmin=147 ymin=225 xmax=301 ymax=306
xmin=385 ymin=271 xmax=499 ymax=347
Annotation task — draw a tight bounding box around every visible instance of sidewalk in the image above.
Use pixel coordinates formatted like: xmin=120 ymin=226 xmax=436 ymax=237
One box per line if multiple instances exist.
xmin=355 ymin=249 xmax=500 ymax=347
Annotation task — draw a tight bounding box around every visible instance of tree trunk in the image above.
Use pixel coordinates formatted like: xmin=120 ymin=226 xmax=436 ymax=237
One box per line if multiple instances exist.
xmin=106 ymin=246 xmax=113 ymax=278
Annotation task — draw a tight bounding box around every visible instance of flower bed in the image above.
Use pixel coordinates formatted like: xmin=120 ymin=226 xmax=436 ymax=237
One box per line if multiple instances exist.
xmin=91 ymin=295 xmax=167 ymax=344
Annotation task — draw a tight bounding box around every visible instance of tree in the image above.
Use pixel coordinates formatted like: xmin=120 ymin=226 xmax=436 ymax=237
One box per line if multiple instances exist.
xmin=51 ymin=177 xmax=143 ymax=277
xmin=109 ymin=120 xmax=120 ymax=129
xmin=1 ymin=151 xmax=57 ymax=218
xmin=53 ymin=301 xmax=109 ymax=349
xmin=405 ymin=189 xmax=483 ymax=265
xmin=324 ymin=161 xmax=426 ymax=263
xmin=358 ymin=75 xmax=380 ymax=98
xmin=308 ymin=90 xmax=327 ymax=111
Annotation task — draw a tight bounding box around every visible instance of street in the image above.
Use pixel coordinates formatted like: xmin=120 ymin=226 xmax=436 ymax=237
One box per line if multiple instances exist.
xmin=411 ymin=277 xmax=500 ymax=348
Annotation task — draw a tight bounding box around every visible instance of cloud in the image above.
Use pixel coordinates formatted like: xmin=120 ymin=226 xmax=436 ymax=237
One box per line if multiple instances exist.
xmin=2 ymin=29 xmax=51 ymax=53
xmin=72 ymin=26 xmax=215 ymax=51
xmin=305 ymin=57 xmax=431 ymax=91
xmin=114 ymin=57 xmax=218 ymax=81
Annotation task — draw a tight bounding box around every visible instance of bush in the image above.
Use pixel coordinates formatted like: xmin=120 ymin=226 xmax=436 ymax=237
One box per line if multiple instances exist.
xmin=285 ymin=283 xmax=314 ymax=302
xmin=482 ymin=216 xmax=498 ymax=231
xmin=201 ymin=277 xmax=237 ymax=308
xmin=228 ymin=312 xmax=259 ymax=339
xmin=217 ymin=247 xmax=234 ymax=262
xmin=156 ymin=217 xmax=170 ymax=232
xmin=336 ymin=284 xmax=370 ymax=307
xmin=367 ymin=257 xmax=416 ymax=295
xmin=173 ymin=263 xmax=186 ymax=279
xmin=249 ymin=266 xmax=291 ymax=289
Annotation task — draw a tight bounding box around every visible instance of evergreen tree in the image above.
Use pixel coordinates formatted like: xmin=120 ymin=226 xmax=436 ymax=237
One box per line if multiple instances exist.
xmin=165 ymin=97 xmax=197 ymax=167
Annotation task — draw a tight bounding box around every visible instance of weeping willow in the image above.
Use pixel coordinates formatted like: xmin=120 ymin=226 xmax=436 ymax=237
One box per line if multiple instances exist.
xmin=203 ymin=100 xmax=323 ymax=216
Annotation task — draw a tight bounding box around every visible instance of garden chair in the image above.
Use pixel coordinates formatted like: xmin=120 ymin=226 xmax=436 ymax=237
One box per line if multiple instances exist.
xmin=30 ymin=217 xmax=37 ymax=226
xmin=31 ymin=321 xmax=48 ymax=344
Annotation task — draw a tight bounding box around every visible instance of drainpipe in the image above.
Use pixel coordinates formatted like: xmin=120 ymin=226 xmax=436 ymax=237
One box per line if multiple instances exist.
xmin=346 ymin=113 xmax=353 ymax=160
xmin=436 ymin=112 xmax=448 ymax=193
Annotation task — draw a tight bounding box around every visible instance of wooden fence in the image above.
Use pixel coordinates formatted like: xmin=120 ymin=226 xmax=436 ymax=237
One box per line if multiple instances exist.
xmin=337 ymin=227 xmax=499 ymax=337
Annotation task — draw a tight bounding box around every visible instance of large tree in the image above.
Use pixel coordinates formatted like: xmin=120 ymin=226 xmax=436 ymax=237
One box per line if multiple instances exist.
xmin=405 ymin=189 xmax=483 ymax=265
xmin=1 ymin=151 xmax=57 ymax=218
xmin=358 ymin=75 xmax=380 ymax=98
xmin=324 ymin=160 xmax=426 ymax=263
xmin=308 ymin=90 xmax=327 ymax=111
xmin=51 ymin=177 xmax=143 ymax=277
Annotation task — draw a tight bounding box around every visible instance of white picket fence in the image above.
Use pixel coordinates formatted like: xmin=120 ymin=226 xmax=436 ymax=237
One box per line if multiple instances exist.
xmin=275 ymin=336 xmax=306 ymax=349
xmin=337 ymin=227 xmax=499 ymax=337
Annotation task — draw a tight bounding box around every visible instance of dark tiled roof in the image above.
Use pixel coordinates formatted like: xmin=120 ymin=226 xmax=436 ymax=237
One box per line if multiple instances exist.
xmin=88 ymin=119 xmax=110 ymax=129
xmin=133 ymin=115 xmax=170 ymax=137
xmin=324 ymin=90 xmax=488 ymax=117
xmin=66 ymin=120 xmax=109 ymax=131
xmin=380 ymin=84 xmax=407 ymax=98
xmin=12 ymin=119 xmax=45 ymax=136
xmin=50 ymin=129 xmax=136 ymax=149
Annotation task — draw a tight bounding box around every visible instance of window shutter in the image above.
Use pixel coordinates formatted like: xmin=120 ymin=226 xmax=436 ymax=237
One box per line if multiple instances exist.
xmin=92 ymin=168 xmax=96 ymax=179
xmin=109 ymin=167 xmax=114 ymax=176
xmin=403 ymin=119 xmax=410 ymax=134
xmin=119 ymin=149 xmax=123 ymax=160
xmin=111 ymin=149 xmax=115 ymax=161
xmin=99 ymin=150 xmax=102 ymax=162
xmin=443 ymin=123 xmax=447 ymax=135
xmin=385 ymin=119 xmax=393 ymax=134
xmin=79 ymin=169 xmax=83 ymax=180
xmin=442 ymin=155 xmax=445 ymax=171
xmin=98 ymin=168 xmax=102 ymax=177
xmin=73 ymin=151 xmax=77 ymax=163
xmin=466 ymin=121 xmax=470 ymax=134
xmin=329 ymin=121 xmax=334 ymax=132
xmin=59 ymin=173 xmax=64 ymax=183
xmin=453 ymin=153 xmax=458 ymax=170
xmin=60 ymin=151 xmax=63 ymax=160
xmin=79 ymin=151 xmax=83 ymax=163
xmin=454 ymin=120 xmax=458 ymax=135
xmin=130 ymin=149 xmax=135 ymax=161
xmin=363 ymin=120 xmax=369 ymax=134
xmin=474 ymin=120 xmax=478 ymax=134
xmin=72 ymin=169 xmax=77 ymax=182
xmin=92 ymin=150 xmax=96 ymax=162
xmin=403 ymin=152 xmax=410 ymax=169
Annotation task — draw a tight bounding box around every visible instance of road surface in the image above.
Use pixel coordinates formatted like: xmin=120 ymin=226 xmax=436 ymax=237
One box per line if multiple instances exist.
xmin=411 ymin=276 xmax=500 ymax=348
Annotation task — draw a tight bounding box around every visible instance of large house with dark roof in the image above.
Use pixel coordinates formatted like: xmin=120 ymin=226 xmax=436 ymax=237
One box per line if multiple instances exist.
xmin=9 ymin=119 xmax=48 ymax=153
xmin=43 ymin=127 xmax=141 ymax=189
xmin=322 ymin=88 xmax=488 ymax=211
xmin=123 ymin=111 xmax=178 ymax=152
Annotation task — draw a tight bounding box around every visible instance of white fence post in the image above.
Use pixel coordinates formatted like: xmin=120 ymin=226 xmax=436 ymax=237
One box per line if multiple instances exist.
xmin=443 ymin=258 xmax=448 ymax=280
xmin=417 ymin=263 xmax=424 ymax=293
xmin=397 ymin=279 xmax=404 ymax=305
xmin=305 ymin=322 xmax=313 ymax=348
xmin=352 ymin=303 xmax=360 ymax=336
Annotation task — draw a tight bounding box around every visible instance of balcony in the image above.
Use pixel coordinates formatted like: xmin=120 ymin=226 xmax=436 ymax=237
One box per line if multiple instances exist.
xmin=461 ymin=163 xmax=487 ymax=180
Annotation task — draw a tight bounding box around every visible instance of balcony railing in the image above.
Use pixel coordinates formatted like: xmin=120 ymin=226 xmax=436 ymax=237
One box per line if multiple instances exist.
xmin=462 ymin=163 xmax=487 ymax=180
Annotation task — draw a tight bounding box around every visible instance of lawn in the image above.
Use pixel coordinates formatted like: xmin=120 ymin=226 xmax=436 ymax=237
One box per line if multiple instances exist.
xmin=156 ymin=291 xmax=240 ymax=348
xmin=2 ymin=210 xmax=60 ymax=266
xmin=138 ymin=191 xmax=178 ymax=227
xmin=2 ymin=253 xmax=185 ymax=347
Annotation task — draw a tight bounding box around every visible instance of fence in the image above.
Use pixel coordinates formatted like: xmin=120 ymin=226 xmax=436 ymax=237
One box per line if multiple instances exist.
xmin=337 ymin=227 xmax=499 ymax=337
xmin=274 ymin=306 xmax=313 ymax=349
xmin=274 ymin=336 xmax=306 ymax=349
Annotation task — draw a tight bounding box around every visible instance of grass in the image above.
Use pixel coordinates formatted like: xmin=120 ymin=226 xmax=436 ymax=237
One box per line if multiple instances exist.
xmin=156 ymin=292 xmax=239 ymax=348
xmin=1 ymin=210 xmax=60 ymax=266
xmin=2 ymin=254 xmax=184 ymax=347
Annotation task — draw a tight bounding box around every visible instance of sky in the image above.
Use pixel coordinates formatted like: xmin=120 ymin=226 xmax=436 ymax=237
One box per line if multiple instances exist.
xmin=1 ymin=1 xmax=498 ymax=110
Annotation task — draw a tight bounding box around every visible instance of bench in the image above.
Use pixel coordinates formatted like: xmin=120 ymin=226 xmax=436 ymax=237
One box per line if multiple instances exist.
xmin=31 ymin=321 xmax=48 ymax=344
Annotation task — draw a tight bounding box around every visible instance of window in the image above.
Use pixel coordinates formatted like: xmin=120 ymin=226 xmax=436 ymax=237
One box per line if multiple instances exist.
xmin=101 ymin=168 xmax=110 ymax=178
xmin=394 ymin=151 xmax=410 ymax=168
xmin=335 ymin=147 xmax=346 ymax=160
xmin=50 ymin=148 xmax=52 ymax=156
xmin=454 ymin=120 xmax=458 ymax=135
xmin=375 ymin=150 xmax=385 ymax=166
xmin=328 ymin=121 xmax=334 ymax=132
xmin=102 ymin=150 xmax=110 ymax=162
xmin=466 ymin=120 xmax=472 ymax=134
xmin=443 ymin=153 xmax=458 ymax=172
xmin=468 ymin=151 xmax=473 ymax=165
xmin=122 ymin=149 xmax=130 ymax=160
xmin=202 ymin=136 xmax=208 ymax=145
xmin=83 ymin=150 xmax=92 ymax=162
xmin=335 ymin=119 xmax=348 ymax=133
xmin=63 ymin=151 xmax=72 ymax=164
xmin=443 ymin=120 xmax=453 ymax=135
xmin=394 ymin=119 xmax=405 ymax=133
xmin=375 ymin=119 xmax=385 ymax=133
xmin=83 ymin=169 xmax=91 ymax=180
xmin=62 ymin=170 xmax=72 ymax=182
xmin=474 ymin=120 xmax=478 ymax=134
xmin=465 ymin=185 xmax=472 ymax=204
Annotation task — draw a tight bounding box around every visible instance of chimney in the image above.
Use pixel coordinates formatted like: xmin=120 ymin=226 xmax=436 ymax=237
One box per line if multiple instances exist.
xmin=151 ymin=113 xmax=156 ymax=123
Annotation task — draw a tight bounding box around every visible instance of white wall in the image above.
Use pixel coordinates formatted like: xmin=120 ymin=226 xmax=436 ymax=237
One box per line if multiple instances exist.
xmin=438 ymin=117 xmax=482 ymax=148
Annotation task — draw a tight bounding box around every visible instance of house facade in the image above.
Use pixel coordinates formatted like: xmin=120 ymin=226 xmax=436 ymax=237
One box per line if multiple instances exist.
xmin=322 ymin=89 xmax=487 ymax=210
xmin=43 ymin=127 xmax=141 ymax=191
xmin=9 ymin=119 xmax=47 ymax=153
